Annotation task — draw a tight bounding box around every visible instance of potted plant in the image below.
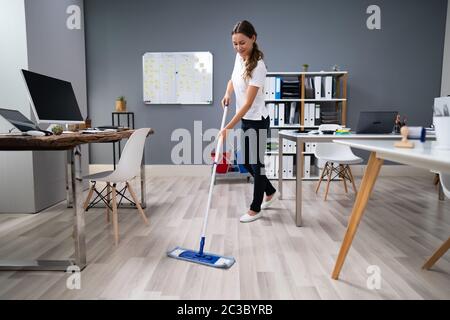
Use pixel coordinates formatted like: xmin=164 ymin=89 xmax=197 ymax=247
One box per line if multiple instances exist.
xmin=51 ymin=124 xmax=64 ymax=135
xmin=115 ymin=96 xmax=127 ymax=112
xmin=302 ymin=64 xmax=309 ymax=72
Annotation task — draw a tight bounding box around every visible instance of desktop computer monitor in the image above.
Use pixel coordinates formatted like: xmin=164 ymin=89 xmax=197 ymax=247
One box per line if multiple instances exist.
xmin=21 ymin=69 xmax=84 ymax=124
xmin=356 ymin=111 xmax=398 ymax=134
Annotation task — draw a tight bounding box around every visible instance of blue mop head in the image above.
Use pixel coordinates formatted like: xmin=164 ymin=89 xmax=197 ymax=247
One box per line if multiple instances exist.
xmin=167 ymin=246 xmax=235 ymax=269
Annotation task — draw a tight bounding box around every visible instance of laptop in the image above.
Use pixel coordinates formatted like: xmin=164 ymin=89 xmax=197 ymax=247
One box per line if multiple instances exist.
xmin=356 ymin=111 xmax=398 ymax=134
xmin=0 ymin=108 xmax=40 ymax=133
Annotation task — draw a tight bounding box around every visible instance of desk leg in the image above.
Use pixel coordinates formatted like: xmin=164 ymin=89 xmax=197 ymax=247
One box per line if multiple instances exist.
xmin=332 ymin=152 xmax=383 ymax=280
xmin=66 ymin=150 xmax=73 ymax=208
xmin=71 ymin=146 xmax=87 ymax=269
xmin=296 ymin=140 xmax=303 ymax=227
xmin=140 ymin=150 xmax=147 ymax=209
xmin=278 ymin=135 xmax=283 ymax=199
xmin=438 ymin=182 xmax=445 ymax=201
xmin=0 ymin=147 xmax=87 ymax=271
xmin=422 ymin=237 xmax=450 ymax=270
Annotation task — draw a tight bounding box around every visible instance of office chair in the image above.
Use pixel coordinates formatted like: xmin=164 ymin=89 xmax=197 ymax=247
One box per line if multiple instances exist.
xmin=83 ymin=128 xmax=150 ymax=245
xmin=314 ymin=124 xmax=363 ymax=200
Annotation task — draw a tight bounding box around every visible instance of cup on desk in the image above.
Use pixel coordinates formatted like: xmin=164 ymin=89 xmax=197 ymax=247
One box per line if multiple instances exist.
xmin=433 ymin=116 xmax=450 ymax=149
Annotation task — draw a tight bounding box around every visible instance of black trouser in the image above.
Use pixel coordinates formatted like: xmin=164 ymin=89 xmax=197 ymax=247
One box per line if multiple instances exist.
xmin=241 ymin=116 xmax=277 ymax=212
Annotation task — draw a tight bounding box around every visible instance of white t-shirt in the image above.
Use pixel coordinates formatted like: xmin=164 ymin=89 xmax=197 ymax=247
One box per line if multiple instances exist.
xmin=231 ymin=53 xmax=269 ymax=120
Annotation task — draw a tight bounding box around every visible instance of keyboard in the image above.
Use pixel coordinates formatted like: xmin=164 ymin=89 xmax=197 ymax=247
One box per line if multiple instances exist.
xmin=80 ymin=129 xmax=103 ymax=134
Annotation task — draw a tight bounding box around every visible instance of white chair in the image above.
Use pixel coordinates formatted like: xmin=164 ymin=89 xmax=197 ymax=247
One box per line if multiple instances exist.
xmin=83 ymin=128 xmax=150 ymax=245
xmin=314 ymin=124 xmax=363 ymax=200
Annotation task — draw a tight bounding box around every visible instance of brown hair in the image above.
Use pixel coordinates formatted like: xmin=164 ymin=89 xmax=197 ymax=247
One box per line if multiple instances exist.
xmin=232 ymin=20 xmax=264 ymax=81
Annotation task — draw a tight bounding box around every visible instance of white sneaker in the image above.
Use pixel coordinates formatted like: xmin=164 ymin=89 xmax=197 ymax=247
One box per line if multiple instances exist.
xmin=240 ymin=211 xmax=263 ymax=223
xmin=261 ymin=192 xmax=278 ymax=210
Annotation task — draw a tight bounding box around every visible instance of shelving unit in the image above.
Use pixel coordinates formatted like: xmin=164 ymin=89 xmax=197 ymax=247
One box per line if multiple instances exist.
xmin=264 ymin=71 xmax=348 ymax=181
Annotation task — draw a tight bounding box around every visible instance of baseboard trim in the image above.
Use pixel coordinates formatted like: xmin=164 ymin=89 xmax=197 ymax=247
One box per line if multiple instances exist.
xmin=89 ymin=164 xmax=433 ymax=178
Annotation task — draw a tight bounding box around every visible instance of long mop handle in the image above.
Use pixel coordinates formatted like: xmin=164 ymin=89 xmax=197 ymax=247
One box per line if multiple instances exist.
xmin=198 ymin=106 xmax=228 ymax=255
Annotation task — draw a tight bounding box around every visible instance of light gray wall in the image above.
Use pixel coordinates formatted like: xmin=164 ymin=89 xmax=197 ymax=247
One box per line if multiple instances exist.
xmin=85 ymin=0 xmax=447 ymax=164
xmin=24 ymin=0 xmax=88 ymax=212
xmin=0 ymin=0 xmax=35 ymax=213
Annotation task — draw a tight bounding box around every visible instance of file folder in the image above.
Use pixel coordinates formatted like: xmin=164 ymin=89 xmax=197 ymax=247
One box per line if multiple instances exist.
xmin=303 ymin=103 xmax=309 ymax=126
xmin=309 ymin=104 xmax=315 ymax=126
xmin=275 ymin=77 xmax=281 ymax=99
xmin=325 ymin=76 xmax=333 ymax=99
xmin=278 ymin=103 xmax=285 ymax=126
xmin=304 ymin=155 xmax=311 ymax=178
xmin=315 ymin=104 xmax=321 ymax=125
xmin=289 ymin=102 xmax=296 ymax=124
xmin=314 ymin=76 xmax=322 ymax=99
xmin=264 ymin=77 xmax=270 ymax=100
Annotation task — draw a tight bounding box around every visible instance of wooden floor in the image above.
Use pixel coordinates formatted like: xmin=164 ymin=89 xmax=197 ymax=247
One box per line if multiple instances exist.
xmin=0 ymin=175 xmax=449 ymax=299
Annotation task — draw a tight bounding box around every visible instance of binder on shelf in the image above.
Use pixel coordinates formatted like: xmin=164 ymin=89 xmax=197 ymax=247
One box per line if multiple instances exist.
xmin=278 ymin=103 xmax=285 ymax=125
xmin=309 ymin=103 xmax=315 ymax=126
xmin=287 ymin=156 xmax=293 ymax=178
xmin=275 ymin=77 xmax=281 ymax=99
xmin=314 ymin=76 xmax=322 ymax=99
xmin=270 ymin=77 xmax=275 ymax=100
xmin=268 ymin=103 xmax=275 ymax=127
xmin=303 ymin=103 xmax=309 ymax=126
xmin=315 ymin=104 xmax=321 ymax=125
xmin=264 ymin=77 xmax=270 ymax=100
xmin=304 ymin=155 xmax=311 ymax=178
xmin=289 ymin=102 xmax=296 ymax=124
xmin=325 ymin=76 xmax=333 ymax=99
xmin=274 ymin=155 xmax=279 ymax=178
xmin=311 ymin=143 xmax=317 ymax=154
xmin=274 ymin=104 xmax=279 ymax=126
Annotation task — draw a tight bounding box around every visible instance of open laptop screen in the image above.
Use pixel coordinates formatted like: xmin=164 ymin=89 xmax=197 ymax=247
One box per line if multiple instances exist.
xmin=356 ymin=111 xmax=398 ymax=134
xmin=0 ymin=108 xmax=39 ymax=132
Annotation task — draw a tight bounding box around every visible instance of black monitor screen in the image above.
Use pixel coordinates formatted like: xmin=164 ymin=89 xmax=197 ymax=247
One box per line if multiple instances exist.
xmin=21 ymin=69 xmax=83 ymax=123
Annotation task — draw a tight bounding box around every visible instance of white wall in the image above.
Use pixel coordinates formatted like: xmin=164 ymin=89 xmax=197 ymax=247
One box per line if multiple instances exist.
xmin=0 ymin=0 xmax=35 ymax=213
xmin=442 ymin=1 xmax=450 ymax=96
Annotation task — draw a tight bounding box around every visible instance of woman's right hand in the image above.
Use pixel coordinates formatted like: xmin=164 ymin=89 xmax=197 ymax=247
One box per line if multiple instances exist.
xmin=221 ymin=94 xmax=230 ymax=108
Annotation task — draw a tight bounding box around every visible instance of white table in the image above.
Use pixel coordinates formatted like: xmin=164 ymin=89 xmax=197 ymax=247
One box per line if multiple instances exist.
xmin=278 ymin=131 xmax=409 ymax=226
xmin=331 ymin=140 xmax=450 ymax=279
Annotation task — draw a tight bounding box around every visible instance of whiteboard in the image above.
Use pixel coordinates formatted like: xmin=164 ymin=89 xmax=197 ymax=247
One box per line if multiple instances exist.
xmin=143 ymin=52 xmax=213 ymax=104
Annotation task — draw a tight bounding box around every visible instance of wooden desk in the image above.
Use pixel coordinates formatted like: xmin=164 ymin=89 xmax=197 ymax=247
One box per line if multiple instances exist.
xmin=331 ymin=140 xmax=450 ymax=279
xmin=0 ymin=129 xmax=154 ymax=271
xmin=277 ymin=131 xmax=410 ymax=226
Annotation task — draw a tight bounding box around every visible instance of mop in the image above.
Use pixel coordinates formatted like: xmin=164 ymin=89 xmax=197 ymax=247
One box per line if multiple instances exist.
xmin=167 ymin=106 xmax=236 ymax=269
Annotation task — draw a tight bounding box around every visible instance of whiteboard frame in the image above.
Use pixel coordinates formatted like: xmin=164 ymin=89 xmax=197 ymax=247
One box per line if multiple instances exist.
xmin=142 ymin=51 xmax=213 ymax=105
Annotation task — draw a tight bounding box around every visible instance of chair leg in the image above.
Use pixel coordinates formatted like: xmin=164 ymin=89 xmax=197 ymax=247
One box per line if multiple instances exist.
xmin=347 ymin=166 xmax=358 ymax=194
xmin=111 ymin=184 xmax=119 ymax=246
xmin=422 ymin=236 xmax=450 ymax=270
xmin=106 ymin=183 xmax=111 ymax=223
xmin=83 ymin=184 xmax=95 ymax=210
xmin=324 ymin=163 xmax=333 ymax=201
xmin=316 ymin=164 xmax=328 ymax=194
xmin=340 ymin=164 xmax=348 ymax=193
xmin=126 ymin=182 xmax=149 ymax=224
